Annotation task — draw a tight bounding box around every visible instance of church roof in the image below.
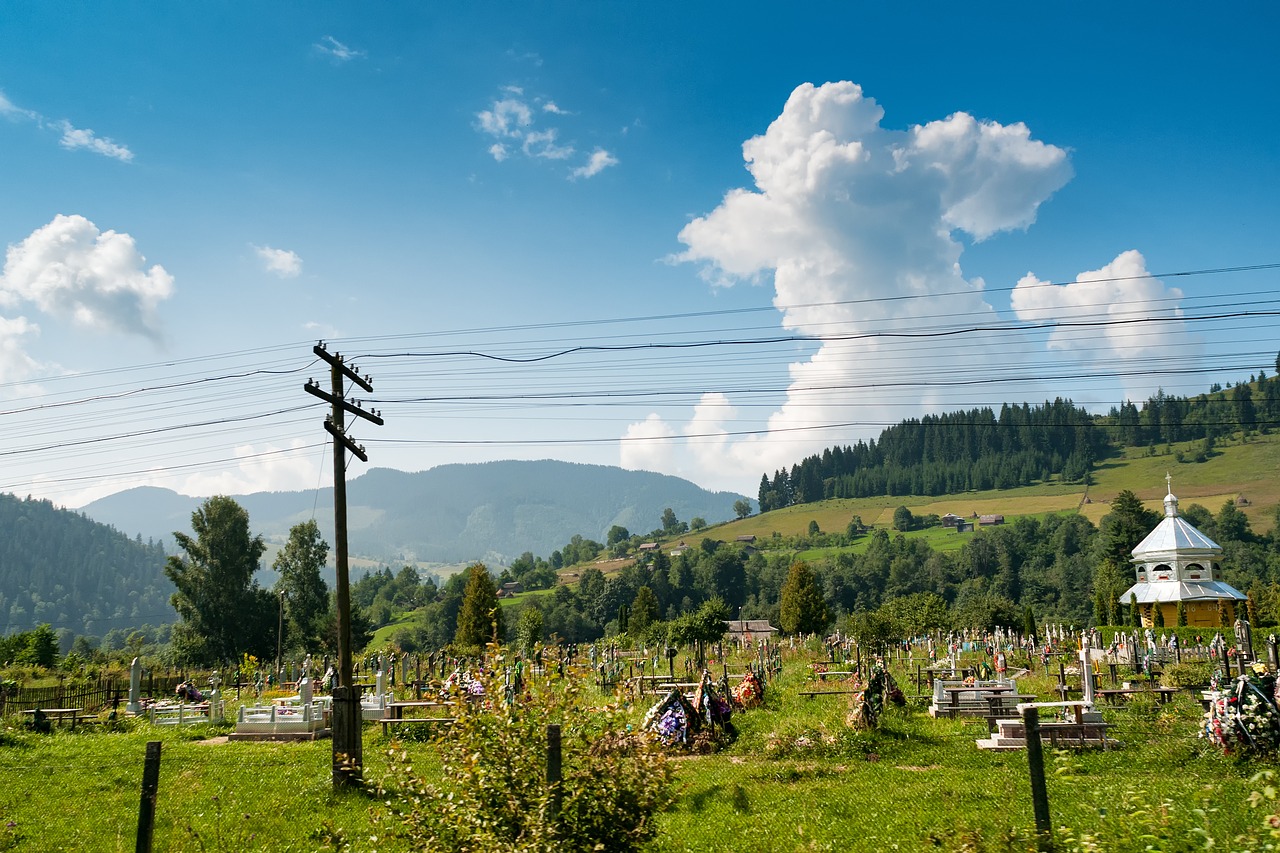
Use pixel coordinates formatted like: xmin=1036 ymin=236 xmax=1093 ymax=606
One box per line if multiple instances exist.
xmin=1120 ymin=580 xmax=1246 ymax=603
xmin=1131 ymin=515 xmax=1222 ymax=557
xmin=1130 ymin=482 xmax=1222 ymax=559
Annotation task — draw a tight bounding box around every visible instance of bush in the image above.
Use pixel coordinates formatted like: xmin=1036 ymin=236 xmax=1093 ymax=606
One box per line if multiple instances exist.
xmin=1161 ymin=661 xmax=1213 ymax=690
xmin=374 ymin=649 xmax=674 ymax=852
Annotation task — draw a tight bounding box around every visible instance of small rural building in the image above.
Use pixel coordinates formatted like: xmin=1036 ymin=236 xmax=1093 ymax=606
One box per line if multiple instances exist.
xmin=735 ymin=535 xmax=757 ymax=544
xmin=1120 ymin=478 xmax=1246 ymax=627
xmin=637 ymin=542 xmax=660 ymax=552
xmin=724 ymin=619 xmax=778 ymax=642
xmin=941 ymin=513 xmax=964 ymax=528
xmin=978 ymin=514 xmax=1004 ymax=526
xmin=955 ymin=520 xmax=974 ymax=533
xmin=497 ymin=581 xmax=523 ymax=599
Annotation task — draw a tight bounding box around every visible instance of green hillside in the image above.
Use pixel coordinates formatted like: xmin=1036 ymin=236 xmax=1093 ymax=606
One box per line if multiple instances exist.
xmin=695 ymin=430 xmax=1280 ymax=545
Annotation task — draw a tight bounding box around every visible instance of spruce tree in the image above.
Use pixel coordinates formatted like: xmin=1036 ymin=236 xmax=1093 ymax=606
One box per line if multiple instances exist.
xmin=455 ymin=563 xmax=503 ymax=652
xmin=779 ymin=562 xmax=830 ymax=635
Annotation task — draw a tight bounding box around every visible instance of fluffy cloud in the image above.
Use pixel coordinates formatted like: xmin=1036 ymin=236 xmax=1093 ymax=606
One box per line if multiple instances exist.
xmin=0 ymin=89 xmax=133 ymax=161
xmin=572 ymin=148 xmax=619 ymax=180
xmin=0 ymin=314 xmax=43 ymax=385
xmin=628 ymin=81 xmax=1081 ymax=490
xmin=1 ymin=214 xmax=173 ymax=339
xmin=174 ymin=439 xmax=320 ymax=497
xmin=476 ymin=87 xmax=617 ymax=179
xmin=620 ymin=413 xmax=678 ymax=475
xmin=1012 ymin=250 xmax=1190 ymax=397
xmin=253 ymin=244 xmax=303 ymax=278
xmin=478 ymin=98 xmax=533 ymax=138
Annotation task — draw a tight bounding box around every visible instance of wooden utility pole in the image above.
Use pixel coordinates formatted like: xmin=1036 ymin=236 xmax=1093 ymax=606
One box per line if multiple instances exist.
xmin=306 ymin=343 xmax=383 ymax=789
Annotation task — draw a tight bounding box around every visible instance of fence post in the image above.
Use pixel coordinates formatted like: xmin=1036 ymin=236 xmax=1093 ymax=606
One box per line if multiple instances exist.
xmin=546 ymin=724 xmax=562 ymax=817
xmin=1023 ymin=707 xmax=1053 ymax=851
xmin=136 ymin=740 xmax=162 ymax=853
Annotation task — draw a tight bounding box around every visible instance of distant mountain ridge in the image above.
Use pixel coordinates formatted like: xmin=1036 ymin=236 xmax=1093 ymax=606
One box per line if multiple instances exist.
xmin=79 ymin=460 xmax=748 ymax=566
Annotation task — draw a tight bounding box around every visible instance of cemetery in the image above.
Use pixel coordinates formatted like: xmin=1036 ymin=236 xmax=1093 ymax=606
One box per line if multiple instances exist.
xmin=4 ymin=624 xmax=1280 ymax=850
xmin=0 ymin=488 xmax=1277 ymax=848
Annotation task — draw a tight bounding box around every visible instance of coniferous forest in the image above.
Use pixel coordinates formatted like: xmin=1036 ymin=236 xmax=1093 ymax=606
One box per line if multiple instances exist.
xmin=0 ymin=493 xmax=171 ymax=640
xmin=758 ymin=378 xmax=1280 ymax=511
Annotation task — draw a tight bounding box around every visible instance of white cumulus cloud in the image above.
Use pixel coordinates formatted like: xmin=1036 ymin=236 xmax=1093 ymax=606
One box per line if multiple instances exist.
xmin=478 ymin=98 xmax=533 ymax=139
xmin=626 ymin=80 xmax=1084 ymax=491
xmin=620 ymin=413 xmax=678 ymax=476
xmin=572 ymin=148 xmax=618 ymax=180
xmin=1011 ymin=250 xmax=1190 ymax=399
xmin=1 ymin=214 xmax=173 ymax=339
xmin=0 ymin=313 xmax=44 ymax=385
xmin=175 ymin=439 xmax=320 ymax=497
xmin=253 ymin=244 xmax=303 ymax=278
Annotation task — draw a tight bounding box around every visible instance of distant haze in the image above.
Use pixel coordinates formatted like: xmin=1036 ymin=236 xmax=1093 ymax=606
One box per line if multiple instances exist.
xmin=79 ymin=460 xmax=748 ymax=568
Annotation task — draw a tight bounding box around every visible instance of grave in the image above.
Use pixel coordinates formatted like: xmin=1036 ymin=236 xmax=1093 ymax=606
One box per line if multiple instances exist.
xmin=229 ymin=701 xmax=328 ymax=741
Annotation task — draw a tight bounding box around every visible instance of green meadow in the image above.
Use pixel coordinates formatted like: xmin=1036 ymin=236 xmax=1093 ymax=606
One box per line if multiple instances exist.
xmin=1 ymin=645 xmax=1273 ymax=852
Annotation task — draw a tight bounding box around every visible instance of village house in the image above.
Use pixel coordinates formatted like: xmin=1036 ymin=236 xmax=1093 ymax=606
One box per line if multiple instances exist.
xmin=724 ymin=619 xmax=778 ymax=643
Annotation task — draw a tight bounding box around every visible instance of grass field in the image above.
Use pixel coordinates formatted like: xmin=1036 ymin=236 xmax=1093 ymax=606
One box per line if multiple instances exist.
xmin=0 ymin=646 xmax=1272 ymax=852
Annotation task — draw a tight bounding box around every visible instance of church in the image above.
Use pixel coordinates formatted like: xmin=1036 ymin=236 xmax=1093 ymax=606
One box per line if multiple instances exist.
xmin=1119 ymin=476 xmax=1247 ymax=628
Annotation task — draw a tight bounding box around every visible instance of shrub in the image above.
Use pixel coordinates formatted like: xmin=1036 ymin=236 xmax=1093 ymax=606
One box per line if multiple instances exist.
xmin=1162 ymin=661 xmax=1213 ymax=690
xmin=374 ymin=649 xmax=674 ymax=852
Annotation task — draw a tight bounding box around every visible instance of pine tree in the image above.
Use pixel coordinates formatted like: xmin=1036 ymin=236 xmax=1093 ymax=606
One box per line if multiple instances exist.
xmin=1177 ymin=600 xmax=1188 ymax=627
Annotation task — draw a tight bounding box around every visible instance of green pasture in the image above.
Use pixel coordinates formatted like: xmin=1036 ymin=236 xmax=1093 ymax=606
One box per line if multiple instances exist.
xmin=1 ymin=647 xmax=1275 ymax=852
xmin=620 ymin=432 xmax=1280 ymax=560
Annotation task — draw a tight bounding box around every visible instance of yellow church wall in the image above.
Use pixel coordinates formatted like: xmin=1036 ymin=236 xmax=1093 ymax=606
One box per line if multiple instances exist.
xmin=1141 ymin=600 xmax=1235 ymax=628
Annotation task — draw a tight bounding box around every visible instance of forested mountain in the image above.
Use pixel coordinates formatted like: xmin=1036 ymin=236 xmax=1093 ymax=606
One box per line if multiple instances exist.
xmin=0 ymin=493 xmax=172 ymax=638
xmin=80 ymin=460 xmax=747 ymax=566
xmin=760 ymin=377 xmax=1280 ymax=511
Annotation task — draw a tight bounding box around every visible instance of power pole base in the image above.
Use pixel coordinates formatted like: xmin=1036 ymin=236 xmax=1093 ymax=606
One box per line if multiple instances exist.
xmin=331 ymin=685 xmax=364 ymax=790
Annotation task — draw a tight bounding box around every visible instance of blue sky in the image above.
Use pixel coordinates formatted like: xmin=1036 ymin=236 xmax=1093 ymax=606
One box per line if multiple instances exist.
xmin=1 ymin=3 xmax=1277 ymax=508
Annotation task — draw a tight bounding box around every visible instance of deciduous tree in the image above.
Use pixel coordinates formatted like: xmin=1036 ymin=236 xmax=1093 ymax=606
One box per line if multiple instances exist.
xmin=272 ymin=519 xmax=330 ymax=653
xmin=166 ymin=496 xmax=272 ymax=665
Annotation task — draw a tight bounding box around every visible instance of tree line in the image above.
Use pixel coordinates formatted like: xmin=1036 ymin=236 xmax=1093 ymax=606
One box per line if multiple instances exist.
xmin=759 ymin=368 xmax=1280 ymax=512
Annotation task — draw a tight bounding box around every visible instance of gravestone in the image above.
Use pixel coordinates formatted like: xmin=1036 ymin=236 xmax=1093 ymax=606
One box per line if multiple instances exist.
xmin=126 ymin=657 xmax=142 ymax=715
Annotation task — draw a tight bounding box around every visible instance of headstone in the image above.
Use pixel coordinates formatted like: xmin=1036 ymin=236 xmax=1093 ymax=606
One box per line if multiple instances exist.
xmin=376 ymin=670 xmax=386 ymax=698
xmin=1079 ymin=646 xmax=1095 ymax=706
xmin=1235 ymin=619 xmax=1254 ymax=665
xmin=126 ymin=657 xmax=142 ymax=715
xmin=1269 ymin=635 xmax=1279 ymax=671
xmin=299 ymin=677 xmax=313 ymax=706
